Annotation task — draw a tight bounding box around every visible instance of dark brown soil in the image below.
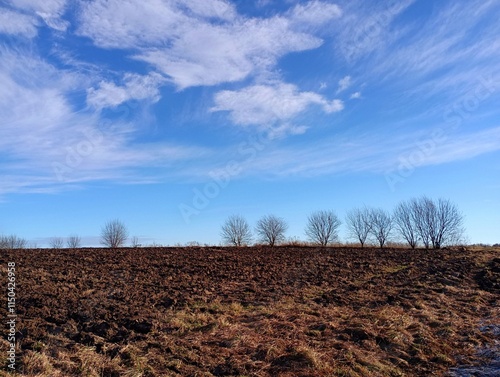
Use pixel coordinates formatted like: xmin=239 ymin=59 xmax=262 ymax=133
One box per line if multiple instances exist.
xmin=0 ymin=246 xmax=498 ymax=376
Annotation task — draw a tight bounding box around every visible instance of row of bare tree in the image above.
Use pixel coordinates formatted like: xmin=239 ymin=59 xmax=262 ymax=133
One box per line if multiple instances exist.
xmin=3 ymin=220 xmax=135 ymax=249
xmin=49 ymin=220 xmax=132 ymax=249
xmin=221 ymin=214 xmax=291 ymax=247
xmin=2 ymin=197 xmax=464 ymax=249
xmin=221 ymin=197 xmax=465 ymax=249
xmin=393 ymin=197 xmax=464 ymax=249
xmin=219 ymin=212 xmax=346 ymax=247
xmin=346 ymin=197 xmax=465 ymax=248
xmin=49 ymin=235 xmax=82 ymax=249
xmin=0 ymin=235 xmax=28 ymax=250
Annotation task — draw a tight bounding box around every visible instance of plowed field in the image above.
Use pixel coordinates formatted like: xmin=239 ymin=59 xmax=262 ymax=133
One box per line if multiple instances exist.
xmin=1 ymin=246 xmax=498 ymax=376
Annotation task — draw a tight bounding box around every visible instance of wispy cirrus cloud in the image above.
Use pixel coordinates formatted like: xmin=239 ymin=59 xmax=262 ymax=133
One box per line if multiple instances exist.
xmin=379 ymin=1 xmax=499 ymax=81
xmin=328 ymin=0 xmax=500 ymax=169
xmin=342 ymin=0 xmax=500 ymax=100
xmin=288 ymin=1 xmax=342 ymax=28
xmin=197 ymin=125 xmax=500 ymax=180
xmin=410 ymin=127 xmax=500 ymax=167
xmin=0 ymin=48 xmax=207 ymax=195
xmin=332 ymin=0 xmax=416 ymax=62
xmin=6 ymin=0 xmax=69 ymax=31
xmin=0 ymin=7 xmax=38 ymax=37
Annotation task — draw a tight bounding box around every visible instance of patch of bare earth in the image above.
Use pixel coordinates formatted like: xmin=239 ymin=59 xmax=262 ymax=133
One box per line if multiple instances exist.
xmin=0 ymin=246 xmax=498 ymax=376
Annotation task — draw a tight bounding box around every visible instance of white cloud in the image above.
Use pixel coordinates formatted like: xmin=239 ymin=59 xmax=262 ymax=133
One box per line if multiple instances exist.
xmin=336 ymin=75 xmax=351 ymax=93
xmin=323 ymin=99 xmax=344 ymax=113
xmin=135 ymin=17 xmax=323 ymax=89
xmin=87 ymin=73 xmax=166 ymax=110
xmin=267 ymin=123 xmax=309 ymax=140
xmin=350 ymin=91 xmax=362 ymax=99
xmin=8 ymin=0 xmax=69 ymax=31
xmin=179 ymin=0 xmax=236 ymax=20
xmin=211 ymin=82 xmax=343 ymax=130
xmin=77 ymin=0 xmax=189 ymax=49
xmin=288 ymin=1 xmax=342 ymax=28
xmin=9 ymin=0 xmax=66 ymax=15
xmin=78 ymin=0 xmax=339 ymax=89
xmin=0 ymin=7 xmax=38 ymax=37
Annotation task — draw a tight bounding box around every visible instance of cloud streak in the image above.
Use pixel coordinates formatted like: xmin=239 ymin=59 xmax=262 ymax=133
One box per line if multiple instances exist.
xmin=197 ymin=126 xmax=500 ymax=181
xmin=347 ymin=0 xmax=500 ymax=100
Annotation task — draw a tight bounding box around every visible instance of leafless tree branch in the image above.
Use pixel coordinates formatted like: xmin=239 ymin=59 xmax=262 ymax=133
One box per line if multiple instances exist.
xmin=345 ymin=207 xmax=372 ymax=247
xmin=101 ymin=220 xmax=128 ymax=248
xmin=305 ymin=210 xmax=341 ymax=246
xmin=255 ymin=215 xmax=288 ymax=247
xmin=221 ymin=215 xmax=252 ymax=247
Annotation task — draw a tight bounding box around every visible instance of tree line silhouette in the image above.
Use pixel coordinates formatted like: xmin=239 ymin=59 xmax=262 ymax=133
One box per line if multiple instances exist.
xmin=221 ymin=197 xmax=465 ymax=249
xmin=0 ymin=197 xmax=466 ymax=249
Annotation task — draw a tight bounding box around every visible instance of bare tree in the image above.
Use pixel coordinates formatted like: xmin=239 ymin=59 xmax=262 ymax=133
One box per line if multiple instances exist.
xmin=305 ymin=210 xmax=341 ymax=246
xmin=345 ymin=207 xmax=372 ymax=247
xmin=130 ymin=236 xmax=141 ymax=248
xmin=395 ymin=196 xmax=465 ymax=249
xmin=393 ymin=201 xmax=418 ymax=248
xmin=410 ymin=197 xmax=431 ymax=248
xmin=220 ymin=215 xmax=252 ymax=246
xmin=369 ymin=208 xmax=393 ymax=249
xmin=422 ymin=197 xmax=464 ymax=249
xmin=433 ymin=198 xmax=465 ymax=248
xmin=67 ymin=235 xmax=81 ymax=249
xmin=0 ymin=236 xmax=7 ymax=250
xmin=255 ymin=215 xmax=288 ymax=246
xmin=409 ymin=197 xmax=465 ymax=249
xmin=0 ymin=235 xmax=27 ymax=249
xmin=49 ymin=237 xmax=64 ymax=249
xmin=100 ymin=220 xmax=129 ymax=248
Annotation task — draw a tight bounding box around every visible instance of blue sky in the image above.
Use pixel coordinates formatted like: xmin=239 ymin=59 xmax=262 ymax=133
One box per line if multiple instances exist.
xmin=0 ymin=0 xmax=499 ymax=246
